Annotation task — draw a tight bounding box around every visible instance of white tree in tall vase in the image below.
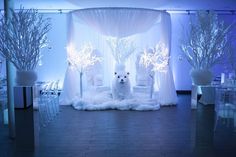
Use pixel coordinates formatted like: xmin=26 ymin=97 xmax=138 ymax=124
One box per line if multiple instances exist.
xmin=139 ymin=42 xmax=169 ymax=99
xmin=66 ymin=43 xmax=101 ymax=98
xmin=0 ymin=8 xmax=51 ymax=86
xmin=181 ymin=11 xmax=234 ymax=85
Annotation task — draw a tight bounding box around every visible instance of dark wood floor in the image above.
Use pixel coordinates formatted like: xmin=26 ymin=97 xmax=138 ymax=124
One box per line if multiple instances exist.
xmin=1 ymin=95 xmax=236 ymax=157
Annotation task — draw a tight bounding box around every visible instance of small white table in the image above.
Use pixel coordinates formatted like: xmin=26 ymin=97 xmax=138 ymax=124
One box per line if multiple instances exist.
xmin=191 ymin=84 xmax=219 ymax=109
xmin=199 ymin=86 xmax=216 ymax=105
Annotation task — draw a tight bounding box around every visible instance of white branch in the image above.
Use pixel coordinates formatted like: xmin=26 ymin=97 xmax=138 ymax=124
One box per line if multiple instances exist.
xmin=140 ymin=42 xmax=169 ymax=73
xmin=180 ymin=11 xmax=234 ymax=69
xmin=106 ymin=37 xmax=136 ymax=64
xmin=67 ymin=43 xmax=102 ymax=73
xmin=0 ymin=8 xmax=51 ymax=71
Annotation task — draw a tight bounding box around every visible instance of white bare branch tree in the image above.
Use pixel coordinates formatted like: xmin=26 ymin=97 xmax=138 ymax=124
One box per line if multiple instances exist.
xmin=0 ymin=8 xmax=51 ymax=71
xmin=67 ymin=43 xmax=101 ymax=98
xmin=106 ymin=37 xmax=136 ymax=64
xmin=181 ymin=11 xmax=234 ymax=69
xmin=139 ymin=42 xmax=170 ymax=98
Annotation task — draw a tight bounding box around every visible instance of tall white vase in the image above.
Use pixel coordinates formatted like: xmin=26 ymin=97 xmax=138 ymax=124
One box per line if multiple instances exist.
xmin=190 ymin=69 xmax=212 ymax=86
xmin=15 ymin=70 xmax=37 ymax=86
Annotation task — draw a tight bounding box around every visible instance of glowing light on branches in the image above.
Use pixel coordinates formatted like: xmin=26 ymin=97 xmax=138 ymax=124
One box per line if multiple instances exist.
xmin=66 ymin=43 xmax=102 ymax=72
xmin=139 ymin=42 xmax=169 ymax=73
xmin=66 ymin=43 xmax=102 ymax=98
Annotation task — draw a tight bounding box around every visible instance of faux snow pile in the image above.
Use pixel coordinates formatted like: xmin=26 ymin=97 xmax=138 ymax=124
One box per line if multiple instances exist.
xmin=72 ymin=91 xmax=160 ymax=111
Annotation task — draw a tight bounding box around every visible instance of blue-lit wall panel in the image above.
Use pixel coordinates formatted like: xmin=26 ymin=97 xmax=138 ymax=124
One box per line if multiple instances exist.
xmin=35 ymin=13 xmax=67 ymax=88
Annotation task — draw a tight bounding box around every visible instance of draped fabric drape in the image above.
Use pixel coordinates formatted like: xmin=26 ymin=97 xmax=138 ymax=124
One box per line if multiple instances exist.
xmin=155 ymin=12 xmax=177 ymax=105
xmin=60 ymin=8 xmax=177 ymax=105
xmin=72 ymin=8 xmax=161 ymax=38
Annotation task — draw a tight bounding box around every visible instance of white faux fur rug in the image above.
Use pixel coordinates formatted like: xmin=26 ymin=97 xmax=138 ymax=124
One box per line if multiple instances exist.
xmin=72 ymin=91 xmax=160 ymax=111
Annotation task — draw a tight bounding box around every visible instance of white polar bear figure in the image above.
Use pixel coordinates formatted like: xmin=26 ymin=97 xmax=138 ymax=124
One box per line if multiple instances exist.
xmin=112 ymin=71 xmax=131 ymax=100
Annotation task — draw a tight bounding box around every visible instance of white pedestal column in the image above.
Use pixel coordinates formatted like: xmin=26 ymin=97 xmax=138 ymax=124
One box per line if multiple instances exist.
xmin=14 ymin=86 xmax=35 ymax=150
xmin=4 ymin=0 xmax=16 ymax=139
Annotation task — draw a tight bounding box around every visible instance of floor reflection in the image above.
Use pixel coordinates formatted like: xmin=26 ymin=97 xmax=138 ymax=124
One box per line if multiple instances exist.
xmin=1 ymin=95 xmax=236 ymax=157
xmin=193 ymin=103 xmax=236 ymax=157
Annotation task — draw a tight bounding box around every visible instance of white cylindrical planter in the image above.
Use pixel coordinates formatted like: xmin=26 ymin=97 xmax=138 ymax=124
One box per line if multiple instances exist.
xmin=190 ymin=69 xmax=212 ymax=86
xmin=15 ymin=70 xmax=37 ymax=86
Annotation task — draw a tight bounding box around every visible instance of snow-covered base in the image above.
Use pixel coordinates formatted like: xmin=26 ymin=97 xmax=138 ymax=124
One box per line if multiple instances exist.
xmin=72 ymin=91 xmax=160 ymax=111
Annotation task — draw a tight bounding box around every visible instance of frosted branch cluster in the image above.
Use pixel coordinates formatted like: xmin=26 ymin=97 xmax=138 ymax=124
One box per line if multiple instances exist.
xmin=106 ymin=37 xmax=135 ymax=64
xmin=67 ymin=43 xmax=101 ymax=73
xmin=139 ymin=42 xmax=169 ymax=72
xmin=181 ymin=11 xmax=234 ymax=69
xmin=0 ymin=8 xmax=51 ymax=71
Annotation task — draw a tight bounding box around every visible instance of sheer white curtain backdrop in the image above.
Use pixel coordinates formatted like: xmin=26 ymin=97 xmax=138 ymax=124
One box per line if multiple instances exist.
xmin=73 ymin=8 xmax=161 ymax=38
xmin=155 ymin=12 xmax=177 ymax=105
xmin=60 ymin=8 xmax=177 ymax=105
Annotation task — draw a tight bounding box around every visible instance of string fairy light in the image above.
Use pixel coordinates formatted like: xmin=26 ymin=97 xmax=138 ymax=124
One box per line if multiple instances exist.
xmin=66 ymin=43 xmax=102 ymax=98
xmin=139 ymin=42 xmax=169 ymax=98
xmin=139 ymin=42 xmax=169 ymax=73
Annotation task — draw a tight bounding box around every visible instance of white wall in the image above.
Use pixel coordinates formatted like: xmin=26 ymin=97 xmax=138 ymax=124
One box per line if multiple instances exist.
xmin=170 ymin=13 xmax=192 ymax=91
xmin=35 ymin=13 xmax=68 ymax=88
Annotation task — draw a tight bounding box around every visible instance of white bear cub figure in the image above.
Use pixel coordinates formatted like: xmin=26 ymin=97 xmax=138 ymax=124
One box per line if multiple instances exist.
xmin=112 ymin=71 xmax=131 ymax=100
